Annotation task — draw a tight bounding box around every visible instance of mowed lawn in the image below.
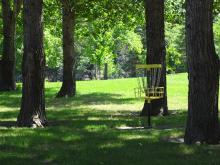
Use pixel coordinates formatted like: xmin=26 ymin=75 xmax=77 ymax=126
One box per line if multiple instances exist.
xmin=0 ymin=73 xmax=220 ymax=165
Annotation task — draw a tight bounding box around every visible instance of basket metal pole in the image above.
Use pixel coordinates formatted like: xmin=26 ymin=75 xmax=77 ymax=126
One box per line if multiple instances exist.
xmin=147 ymin=99 xmax=152 ymax=128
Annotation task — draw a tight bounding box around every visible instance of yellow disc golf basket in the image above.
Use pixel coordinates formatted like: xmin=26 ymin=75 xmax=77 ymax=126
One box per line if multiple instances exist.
xmin=134 ymin=64 xmax=164 ymax=127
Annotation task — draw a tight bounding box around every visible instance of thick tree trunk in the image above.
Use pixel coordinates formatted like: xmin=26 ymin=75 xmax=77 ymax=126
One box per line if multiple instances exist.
xmin=141 ymin=0 xmax=168 ymax=116
xmin=184 ymin=0 xmax=220 ymax=144
xmin=0 ymin=0 xmax=21 ymax=91
xmin=17 ymin=0 xmax=46 ymax=127
xmin=57 ymin=1 xmax=76 ymax=98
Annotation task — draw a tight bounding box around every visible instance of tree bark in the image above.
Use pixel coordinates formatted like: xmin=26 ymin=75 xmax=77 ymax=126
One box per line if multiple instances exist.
xmin=0 ymin=0 xmax=21 ymax=91
xmin=56 ymin=1 xmax=76 ymax=98
xmin=17 ymin=0 xmax=46 ymax=127
xmin=141 ymin=0 xmax=168 ymax=116
xmin=184 ymin=0 xmax=220 ymax=144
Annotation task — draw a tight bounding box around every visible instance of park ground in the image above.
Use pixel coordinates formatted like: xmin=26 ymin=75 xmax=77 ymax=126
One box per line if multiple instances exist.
xmin=0 ymin=73 xmax=220 ymax=164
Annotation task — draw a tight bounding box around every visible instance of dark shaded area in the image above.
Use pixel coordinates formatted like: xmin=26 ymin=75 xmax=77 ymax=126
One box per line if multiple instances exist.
xmin=0 ymin=121 xmax=16 ymax=127
xmin=0 ymin=110 xmax=219 ymax=165
xmin=0 ymin=0 xmax=21 ymax=92
xmin=0 ymin=60 xmax=16 ymax=91
xmin=141 ymin=99 xmax=163 ymax=116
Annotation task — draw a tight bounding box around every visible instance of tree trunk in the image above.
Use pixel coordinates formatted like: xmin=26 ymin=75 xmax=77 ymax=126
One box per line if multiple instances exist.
xmin=141 ymin=0 xmax=168 ymax=116
xmin=57 ymin=1 xmax=76 ymax=98
xmin=104 ymin=63 xmax=108 ymax=80
xmin=17 ymin=0 xmax=46 ymax=127
xmin=184 ymin=0 xmax=220 ymax=144
xmin=0 ymin=0 xmax=21 ymax=91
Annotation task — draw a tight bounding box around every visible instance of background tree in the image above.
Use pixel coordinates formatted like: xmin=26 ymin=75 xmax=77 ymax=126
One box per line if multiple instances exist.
xmin=184 ymin=0 xmax=219 ymax=144
xmin=75 ymin=0 xmax=144 ymax=80
xmin=0 ymin=0 xmax=21 ymax=91
xmin=56 ymin=0 xmax=76 ymax=97
xmin=141 ymin=0 xmax=168 ymax=116
xmin=17 ymin=0 xmax=46 ymax=127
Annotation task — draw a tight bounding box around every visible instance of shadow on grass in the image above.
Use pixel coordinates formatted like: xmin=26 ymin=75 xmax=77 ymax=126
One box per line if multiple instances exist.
xmin=0 ymin=98 xmax=187 ymax=129
xmin=0 ymin=116 xmax=219 ymax=165
xmin=0 ymin=88 xmax=137 ymax=109
xmin=0 ymin=121 xmax=17 ymax=127
xmin=47 ymin=93 xmax=138 ymax=109
xmin=0 ymin=108 xmax=187 ymax=129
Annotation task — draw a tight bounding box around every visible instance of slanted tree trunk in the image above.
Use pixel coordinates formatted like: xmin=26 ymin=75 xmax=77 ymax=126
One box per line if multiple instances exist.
xmin=184 ymin=0 xmax=219 ymax=144
xmin=0 ymin=0 xmax=21 ymax=91
xmin=57 ymin=1 xmax=76 ymax=97
xmin=141 ymin=0 xmax=168 ymax=116
xmin=17 ymin=0 xmax=46 ymax=127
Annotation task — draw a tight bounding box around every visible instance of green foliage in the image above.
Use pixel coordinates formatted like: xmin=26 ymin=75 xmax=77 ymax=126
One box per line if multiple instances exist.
xmin=81 ymin=0 xmax=144 ymax=28
xmin=166 ymin=23 xmax=186 ymax=73
xmin=214 ymin=0 xmax=220 ymax=17
xmin=165 ymin=0 xmax=185 ymax=24
xmin=110 ymin=26 xmax=144 ymax=78
xmin=123 ymin=30 xmax=143 ymax=54
xmin=214 ymin=16 xmax=220 ymax=56
xmin=74 ymin=0 xmax=145 ymax=78
xmin=44 ymin=29 xmax=62 ymax=67
xmin=43 ymin=0 xmax=63 ymax=68
xmin=76 ymin=23 xmax=144 ymax=78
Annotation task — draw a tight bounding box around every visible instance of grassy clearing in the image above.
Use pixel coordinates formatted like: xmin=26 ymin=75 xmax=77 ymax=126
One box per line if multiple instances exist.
xmin=0 ymin=73 xmax=220 ymax=165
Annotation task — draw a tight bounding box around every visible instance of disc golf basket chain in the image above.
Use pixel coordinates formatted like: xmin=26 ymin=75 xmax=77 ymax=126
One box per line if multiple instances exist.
xmin=134 ymin=64 xmax=164 ymax=128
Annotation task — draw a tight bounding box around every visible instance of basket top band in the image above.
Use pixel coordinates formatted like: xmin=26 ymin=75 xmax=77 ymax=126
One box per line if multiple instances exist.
xmin=136 ymin=64 xmax=162 ymax=69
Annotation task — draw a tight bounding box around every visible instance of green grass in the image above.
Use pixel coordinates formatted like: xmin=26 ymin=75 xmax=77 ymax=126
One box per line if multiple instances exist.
xmin=1 ymin=73 xmax=220 ymax=165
